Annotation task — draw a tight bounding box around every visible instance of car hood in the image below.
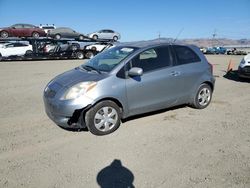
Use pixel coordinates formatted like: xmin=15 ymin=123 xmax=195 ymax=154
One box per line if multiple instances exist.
xmin=243 ymin=54 xmax=250 ymax=62
xmin=52 ymin=67 xmax=107 ymax=87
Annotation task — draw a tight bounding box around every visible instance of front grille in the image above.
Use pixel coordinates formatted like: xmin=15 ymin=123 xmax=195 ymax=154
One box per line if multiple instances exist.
xmin=243 ymin=66 xmax=250 ymax=73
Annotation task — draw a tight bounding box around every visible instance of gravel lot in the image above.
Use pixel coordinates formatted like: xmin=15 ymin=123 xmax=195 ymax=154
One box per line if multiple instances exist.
xmin=0 ymin=55 xmax=250 ymax=188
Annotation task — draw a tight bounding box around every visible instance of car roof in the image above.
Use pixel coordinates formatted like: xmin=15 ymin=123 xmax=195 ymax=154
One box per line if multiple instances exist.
xmin=117 ymin=40 xmax=190 ymax=49
xmin=11 ymin=23 xmax=36 ymax=27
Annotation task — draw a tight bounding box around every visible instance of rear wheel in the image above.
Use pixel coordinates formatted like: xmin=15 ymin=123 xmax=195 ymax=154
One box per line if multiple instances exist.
xmin=113 ymin=36 xmax=118 ymax=41
xmin=91 ymin=46 xmax=97 ymax=51
xmin=85 ymin=100 xmax=121 ymax=135
xmin=32 ymin=32 xmax=40 ymax=38
xmin=76 ymin=51 xmax=84 ymax=59
xmin=192 ymin=83 xmax=212 ymax=109
xmin=1 ymin=31 xmax=9 ymax=38
xmin=0 ymin=53 xmax=2 ymax=61
xmin=93 ymin=35 xmax=98 ymax=40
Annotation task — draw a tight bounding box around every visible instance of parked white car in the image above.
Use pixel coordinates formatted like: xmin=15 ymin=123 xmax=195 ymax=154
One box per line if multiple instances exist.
xmin=39 ymin=24 xmax=56 ymax=34
xmin=0 ymin=42 xmax=33 ymax=60
xmin=238 ymin=54 xmax=250 ymax=79
xmin=85 ymin=42 xmax=115 ymax=52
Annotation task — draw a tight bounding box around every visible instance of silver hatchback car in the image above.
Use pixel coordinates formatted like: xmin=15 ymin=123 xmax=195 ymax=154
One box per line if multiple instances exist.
xmin=43 ymin=41 xmax=215 ymax=135
xmin=88 ymin=29 xmax=121 ymax=41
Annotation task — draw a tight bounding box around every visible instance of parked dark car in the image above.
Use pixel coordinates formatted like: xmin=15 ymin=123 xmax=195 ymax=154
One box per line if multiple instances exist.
xmin=0 ymin=23 xmax=46 ymax=38
xmin=226 ymin=48 xmax=247 ymax=55
xmin=43 ymin=41 xmax=215 ymax=135
xmin=204 ymin=47 xmax=227 ymax=54
xmin=47 ymin=27 xmax=86 ymax=40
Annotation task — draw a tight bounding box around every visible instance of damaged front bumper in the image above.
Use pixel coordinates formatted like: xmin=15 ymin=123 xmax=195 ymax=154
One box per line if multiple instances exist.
xmin=43 ymin=95 xmax=93 ymax=129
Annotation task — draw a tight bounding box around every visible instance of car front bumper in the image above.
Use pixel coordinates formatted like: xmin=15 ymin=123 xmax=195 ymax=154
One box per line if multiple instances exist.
xmin=43 ymin=95 xmax=93 ymax=129
xmin=238 ymin=66 xmax=250 ymax=78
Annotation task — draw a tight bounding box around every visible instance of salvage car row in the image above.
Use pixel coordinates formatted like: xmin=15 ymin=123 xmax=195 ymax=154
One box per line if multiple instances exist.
xmin=0 ymin=38 xmax=116 ymax=61
xmin=0 ymin=23 xmax=121 ymax=41
xmin=200 ymin=46 xmax=248 ymax=55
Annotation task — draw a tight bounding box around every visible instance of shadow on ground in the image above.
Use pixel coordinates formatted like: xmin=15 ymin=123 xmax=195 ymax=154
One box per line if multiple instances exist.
xmin=97 ymin=159 xmax=135 ymax=188
xmin=223 ymin=70 xmax=250 ymax=83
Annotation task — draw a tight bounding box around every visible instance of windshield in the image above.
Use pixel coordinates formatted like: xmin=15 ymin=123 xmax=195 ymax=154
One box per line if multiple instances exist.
xmin=80 ymin=46 xmax=137 ymax=72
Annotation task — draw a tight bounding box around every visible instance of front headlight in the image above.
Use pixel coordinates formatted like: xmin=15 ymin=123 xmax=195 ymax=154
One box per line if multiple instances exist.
xmin=240 ymin=58 xmax=246 ymax=68
xmin=62 ymin=81 xmax=96 ymax=100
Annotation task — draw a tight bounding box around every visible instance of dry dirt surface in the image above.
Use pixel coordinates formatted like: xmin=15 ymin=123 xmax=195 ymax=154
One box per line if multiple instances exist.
xmin=0 ymin=56 xmax=250 ymax=188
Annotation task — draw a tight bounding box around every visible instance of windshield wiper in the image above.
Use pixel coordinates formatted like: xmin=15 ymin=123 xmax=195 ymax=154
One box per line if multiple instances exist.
xmin=82 ymin=65 xmax=101 ymax=74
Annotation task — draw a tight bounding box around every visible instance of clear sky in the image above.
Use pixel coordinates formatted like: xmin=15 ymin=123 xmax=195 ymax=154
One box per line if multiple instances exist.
xmin=0 ymin=0 xmax=249 ymax=41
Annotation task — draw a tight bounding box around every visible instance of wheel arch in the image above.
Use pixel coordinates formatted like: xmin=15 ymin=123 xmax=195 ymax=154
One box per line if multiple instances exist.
xmin=202 ymin=81 xmax=214 ymax=91
xmin=93 ymin=97 xmax=124 ymax=115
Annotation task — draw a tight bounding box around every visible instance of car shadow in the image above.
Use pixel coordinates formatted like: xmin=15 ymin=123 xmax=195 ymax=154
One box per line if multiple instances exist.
xmin=122 ymin=104 xmax=187 ymax=123
xmin=57 ymin=125 xmax=88 ymax=132
xmin=223 ymin=70 xmax=250 ymax=83
xmin=97 ymin=159 xmax=135 ymax=188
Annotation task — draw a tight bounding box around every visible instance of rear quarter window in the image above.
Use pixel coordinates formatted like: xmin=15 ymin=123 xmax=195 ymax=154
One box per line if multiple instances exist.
xmin=173 ymin=45 xmax=201 ymax=65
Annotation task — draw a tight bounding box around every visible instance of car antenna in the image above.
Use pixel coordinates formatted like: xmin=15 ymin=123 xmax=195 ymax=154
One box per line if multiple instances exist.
xmin=173 ymin=28 xmax=184 ymax=43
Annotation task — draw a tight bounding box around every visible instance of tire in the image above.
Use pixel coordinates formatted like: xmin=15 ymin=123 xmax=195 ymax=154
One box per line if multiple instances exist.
xmin=25 ymin=50 xmax=33 ymax=55
xmin=71 ymin=44 xmax=79 ymax=51
xmin=192 ymin=83 xmax=212 ymax=109
xmin=93 ymin=35 xmax=98 ymax=40
xmin=76 ymin=51 xmax=84 ymax=59
xmin=85 ymin=51 xmax=94 ymax=59
xmin=85 ymin=100 xmax=121 ymax=135
xmin=1 ymin=31 xmax=9 ymax=38
xmin=91 ymin=46 xmax=97 ymax=51
xmin=79 ymin=35 xmax=84 ymax=40
xmin=0 ymin=53 xmax=2 ymax=61
xmin=113 ymin=36 xmax=118 ymax=41
xmin=32 ymin=32 xmax=40 ymax=38
xmin=55 ymin=34 xmax=61 ymax=39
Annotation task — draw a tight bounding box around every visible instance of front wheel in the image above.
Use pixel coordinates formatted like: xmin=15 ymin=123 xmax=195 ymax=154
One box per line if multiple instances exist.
xmin=85 ymin=101 xmax=121 ymax=135
xmin=79 ymin=35 xmax=84 ymax=40
xmin=192 ymin=83 xmax=212 ymax=109
xmin=25 ymin=50 xmax=33 ymax=55
xmin=55 ymin=34 xmax=61 ymax=39
xmin=85 ymin=51 xmax=95 ymax=59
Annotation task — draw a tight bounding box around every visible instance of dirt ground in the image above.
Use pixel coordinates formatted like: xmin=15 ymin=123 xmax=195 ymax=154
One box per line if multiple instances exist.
xmin=0 ymin=55 xmax=249 ymax=188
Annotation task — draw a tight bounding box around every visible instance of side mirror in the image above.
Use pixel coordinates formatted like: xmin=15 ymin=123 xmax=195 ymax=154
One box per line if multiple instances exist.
xmin=128 ymin=67 xmax=143 ymax=77
xmin=12 ymin=27 xmax=16 ymax=29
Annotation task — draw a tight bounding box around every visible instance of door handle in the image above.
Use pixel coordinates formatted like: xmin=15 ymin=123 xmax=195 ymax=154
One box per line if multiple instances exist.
xmin=170 ymin=71 xmax=180 ymax=76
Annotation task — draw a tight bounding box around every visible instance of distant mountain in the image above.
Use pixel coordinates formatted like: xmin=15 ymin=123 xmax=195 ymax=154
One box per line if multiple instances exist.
xmin=126 ymin=38 xmax=250 ymax=47
xmin=181 ymin=38 xmax=250 ymax=47
xmin=131 ymin=38 xmax=250 ymax=47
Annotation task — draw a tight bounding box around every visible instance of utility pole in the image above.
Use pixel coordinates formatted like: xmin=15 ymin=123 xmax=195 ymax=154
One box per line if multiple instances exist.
xmin=212 ymin=29 xmax=217 ymax=47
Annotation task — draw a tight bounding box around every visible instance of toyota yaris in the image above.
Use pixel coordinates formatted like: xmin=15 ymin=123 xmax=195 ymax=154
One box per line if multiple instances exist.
xmin=43 ymin=41 xmax=215 ymax=135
